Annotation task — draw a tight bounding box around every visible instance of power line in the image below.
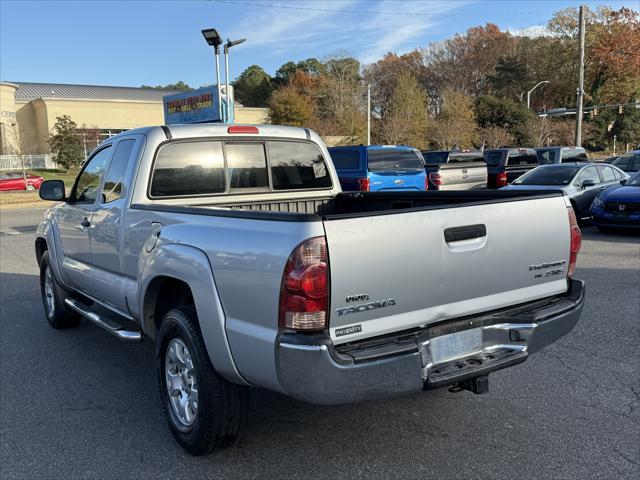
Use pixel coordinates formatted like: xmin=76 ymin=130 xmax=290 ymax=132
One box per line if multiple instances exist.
xmin=213 ymin=0 xmax=561 ymax=17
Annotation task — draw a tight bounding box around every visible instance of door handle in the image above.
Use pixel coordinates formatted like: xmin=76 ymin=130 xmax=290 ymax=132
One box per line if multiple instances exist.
xmin=444 ymin=224 xmax=487 ymax=243
xmin=80 ymin=217 xmax=91 ymax=228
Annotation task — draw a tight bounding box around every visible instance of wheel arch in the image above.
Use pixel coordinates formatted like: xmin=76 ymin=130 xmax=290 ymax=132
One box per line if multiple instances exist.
xmin=138 ymin=243 xmax=248 ymax=386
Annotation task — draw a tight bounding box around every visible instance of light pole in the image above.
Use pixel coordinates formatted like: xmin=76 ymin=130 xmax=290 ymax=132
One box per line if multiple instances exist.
xmin=201 ymin=28 xmax=224 ymax=122
xmin=526 ymin=80 xmax=550 ymax=110
xmin=367 ymin=73 xmax=395 ymax=145
xmin=224 ymin=38 xmax=246 ymax=124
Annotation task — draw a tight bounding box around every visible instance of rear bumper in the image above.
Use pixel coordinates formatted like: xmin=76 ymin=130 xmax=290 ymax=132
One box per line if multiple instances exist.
xmin=277 ymin=278 xmax=585 ymax=405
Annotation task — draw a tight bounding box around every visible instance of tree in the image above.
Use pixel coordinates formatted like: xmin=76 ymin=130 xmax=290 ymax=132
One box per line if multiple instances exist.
xmin=488 ymin=56 xmax=529 ymax=101
xmin=479 ymin=126 xmax=515 ymax=149
xmin=274 ymin=58 xmax=326 ymax=85
xmin=378 ymin=72 xmax=429 ymax=148
xmin=610 ymin=107 xmax=640 ymax=150
xmin=141 ymin=81 xmax=193 ymax=91
xmin=422 ymin=24 xmax=516 ymax=98
xmin=268 ymin=85 xmax=315 ymax=127
xmin=428 ymin=87 xmax=477 ymax=149
xmin=2 ymin=123 xmax=28 ymax=184
xmin=49 ymin=115 xmax=84 ymax=171
xmin=475 ymin=95 xmax=535 ymax=145
xmin=233 ymin=65 xmax=273 ymax=107
xmin=364 ymin=51 xmax=427 ymax=120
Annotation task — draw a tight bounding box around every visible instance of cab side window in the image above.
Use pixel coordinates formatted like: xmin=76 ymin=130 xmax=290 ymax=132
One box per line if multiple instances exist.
xmin=72 ymin=147 xmax=111 ymax=203
xmin=102 ymin=140 xmax=135 ymax=203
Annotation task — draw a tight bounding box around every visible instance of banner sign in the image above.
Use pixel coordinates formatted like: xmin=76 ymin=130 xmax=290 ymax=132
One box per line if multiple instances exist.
xmin=163 ymin=86 xmax=222 ymax=124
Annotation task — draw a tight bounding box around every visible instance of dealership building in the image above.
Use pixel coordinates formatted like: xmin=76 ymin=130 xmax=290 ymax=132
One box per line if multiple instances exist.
xmin=0 ymin=81 xmax=270 ymax=156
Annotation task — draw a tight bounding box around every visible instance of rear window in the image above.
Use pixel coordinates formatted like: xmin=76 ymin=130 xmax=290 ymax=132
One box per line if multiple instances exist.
xmin=226 ymin=143 xmax=269 ymax=191
xmin=330 ymin=149 xmax=360 ymax=170
xmin=536 ymin=149 xmax=557 ymax=165
xmin=507 ymin=151 xmax=537 ymax=165
xmin=513 ymin=165 xmax=580 ymax=185
xmin=597 ymin=165 xmax=616 ymax=182
xmin=485 ymin=151 xmax=505 ymax=166
xmin=269 ymin=141 xmax=332 ymax=190
xmin=367 ymin=149 xmax=424 ymax=171
xmin=563 ymin=148 xmax=588 ymax=162
xmin=449 ymin=152 xmax=484 ymax=163
xmin=422 ymin=151 xmax=449 ymax=164
xmin=150 ymin=139 xmax=331 ymax=198
xmin=151 ymin=141 xmax=225 ymax=197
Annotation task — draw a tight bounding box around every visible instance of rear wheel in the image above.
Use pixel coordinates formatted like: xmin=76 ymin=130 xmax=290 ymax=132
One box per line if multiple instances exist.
xmin=39 ymin=251 xmax=81 ymax=329
xmin=157 ymin=306 xmax=249 ymax=455
xmin=26 ymin=183 xmax=35 ymax=191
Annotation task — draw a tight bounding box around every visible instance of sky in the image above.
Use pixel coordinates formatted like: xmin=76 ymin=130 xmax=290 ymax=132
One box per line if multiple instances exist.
xmin=0 ymin=0 xmax=634 ymax=88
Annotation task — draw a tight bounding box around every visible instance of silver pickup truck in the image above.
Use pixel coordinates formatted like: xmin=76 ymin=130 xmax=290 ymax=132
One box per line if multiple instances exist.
xmin=35 ymin=124 xmax=585 ymax=455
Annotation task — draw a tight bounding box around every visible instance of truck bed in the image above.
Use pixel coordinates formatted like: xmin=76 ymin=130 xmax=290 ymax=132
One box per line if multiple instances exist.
xmin=134 ymin=190 xmax=564 ymax=219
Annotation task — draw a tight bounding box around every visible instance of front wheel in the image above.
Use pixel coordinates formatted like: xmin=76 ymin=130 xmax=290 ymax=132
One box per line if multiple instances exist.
xmin=26 ymin=183 xmax=35 ymax=191
xmin=157 ymin=306 xmax=249 ymax=455
xmin=39 ymin=251 xmax=81 ymax=328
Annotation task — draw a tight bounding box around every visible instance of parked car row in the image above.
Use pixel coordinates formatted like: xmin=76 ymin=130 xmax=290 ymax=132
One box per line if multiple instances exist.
xmin=327 ymin=144 xmax=638 ymax=230
xmin=328 ymin=145 xmax=596 ymax=192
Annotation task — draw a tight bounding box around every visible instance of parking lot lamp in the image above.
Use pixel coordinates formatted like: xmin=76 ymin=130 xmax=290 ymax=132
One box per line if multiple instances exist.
xmin=527 ymin=80 xmax=550 ymax=110
xmin=224 ymin=38 xmax=246 ymax=123
xmin=201 ymin=28 xmax=224 ymax=121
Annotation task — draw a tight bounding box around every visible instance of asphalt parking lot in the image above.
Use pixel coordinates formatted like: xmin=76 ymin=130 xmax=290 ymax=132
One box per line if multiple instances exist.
xmin=1 ymin=206 xmax=638 ymax=480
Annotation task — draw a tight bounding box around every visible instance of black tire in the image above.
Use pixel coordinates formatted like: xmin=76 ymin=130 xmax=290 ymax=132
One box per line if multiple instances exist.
xmin=39 ymin=250 xmax=82 ymax=329
xmin=156 ymin=306 xmax=249 ymax=455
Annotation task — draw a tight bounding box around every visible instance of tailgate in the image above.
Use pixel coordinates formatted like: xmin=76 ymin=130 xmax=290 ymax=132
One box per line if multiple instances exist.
xmin=369 ymin=170 xmax=425 ymax=191
xmin=324 ymin=195 xmax=570 ymax=344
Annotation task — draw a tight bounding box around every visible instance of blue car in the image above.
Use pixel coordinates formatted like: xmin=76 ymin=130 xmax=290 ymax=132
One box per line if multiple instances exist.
xmin=328 ymin=145 xmax=427 ymax=192
xmin=590 ymin=170 xmax=640 ymax=230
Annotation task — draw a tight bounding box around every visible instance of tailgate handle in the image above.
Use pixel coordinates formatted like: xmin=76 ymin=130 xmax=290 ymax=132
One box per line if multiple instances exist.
xmin=444 ymin=224 xmax=487 ymax=243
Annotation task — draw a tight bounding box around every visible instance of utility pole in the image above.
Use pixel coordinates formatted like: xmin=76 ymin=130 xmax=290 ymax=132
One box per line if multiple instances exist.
xmin=367 ymin=84 xmax=371 ymax=145
xmin=575 ymin=5 xmax=586 ymax=146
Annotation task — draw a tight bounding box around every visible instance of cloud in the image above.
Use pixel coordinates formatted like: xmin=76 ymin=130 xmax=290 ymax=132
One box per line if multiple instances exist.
xmin=224 ymin=0 xmax=471 ymax=66
xmin=507 ymin=24 xmax=555 ymax=38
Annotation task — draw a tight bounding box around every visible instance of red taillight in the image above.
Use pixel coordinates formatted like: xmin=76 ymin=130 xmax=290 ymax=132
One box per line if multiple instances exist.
xmin=279 ymin=237 xmax=329 ymax=331
xmin=428 ymin=172 xmax=442 ymax=189
xmin=424 ymin=176 xmax=429 ymax=191
xmin=497 ymin=172 xmax=508 ymax=187
xmin=357 ymin=178 xmax=370 ymax=191
xmin=568 ymin=207 xmax=581 ymax=277
xmin=227 ymin=125 xmax=259 ymax=134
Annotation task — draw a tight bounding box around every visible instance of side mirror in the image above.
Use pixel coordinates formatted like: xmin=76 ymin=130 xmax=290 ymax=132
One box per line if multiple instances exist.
xmin=39 ymin=180 xmax=66 ymax=201
xmin=581 ymin=179 xmax=596 ymax=189
xmin=620 ymin=179 xmax=627 ymax=185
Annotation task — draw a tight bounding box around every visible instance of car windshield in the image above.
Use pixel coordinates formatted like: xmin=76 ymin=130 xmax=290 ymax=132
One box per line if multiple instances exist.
xmin=367 ymin=149 xmax=424 ymax=171
xmin=513 ymin=165 xmax=580 ymax=185
xmin=626 ymin=172 xmax=640 ymax=186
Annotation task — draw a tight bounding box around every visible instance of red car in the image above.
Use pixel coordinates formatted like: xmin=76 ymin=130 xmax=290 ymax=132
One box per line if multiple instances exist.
xmin=0 ymin=172 xmax=45 ymax=191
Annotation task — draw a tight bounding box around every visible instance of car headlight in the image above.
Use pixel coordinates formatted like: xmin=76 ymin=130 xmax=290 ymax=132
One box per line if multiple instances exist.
xmin=592 ymin=195 xmax=604 ymax=209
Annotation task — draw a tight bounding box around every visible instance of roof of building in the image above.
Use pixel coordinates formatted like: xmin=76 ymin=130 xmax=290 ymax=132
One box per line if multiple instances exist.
xmin=8 ymin=81 xmax=181 ymax=102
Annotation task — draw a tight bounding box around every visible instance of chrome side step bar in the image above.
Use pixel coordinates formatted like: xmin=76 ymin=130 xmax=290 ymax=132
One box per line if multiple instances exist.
xmin=64 ymin=298 xmax=142 ymax=342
